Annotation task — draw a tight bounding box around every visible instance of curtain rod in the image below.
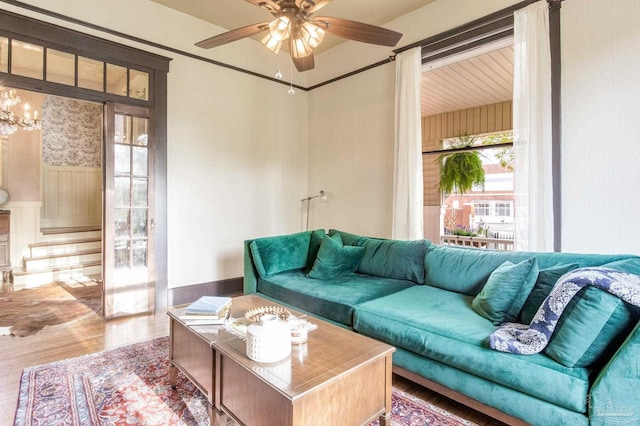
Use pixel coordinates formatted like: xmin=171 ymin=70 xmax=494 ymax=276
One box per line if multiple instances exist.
xmin=394 ymin=0 xmax=541 ymax=56
xmin=423 ymin=142 xmax=514 ymax=156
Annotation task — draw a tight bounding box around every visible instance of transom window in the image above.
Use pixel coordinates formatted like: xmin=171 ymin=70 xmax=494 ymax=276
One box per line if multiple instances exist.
xmin=0 ymin=35 xmax=149 ymax=101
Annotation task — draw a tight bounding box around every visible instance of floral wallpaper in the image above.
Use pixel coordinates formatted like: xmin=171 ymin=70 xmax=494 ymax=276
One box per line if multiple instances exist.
xmin=42 ymin=96 xmax=102 ymax=168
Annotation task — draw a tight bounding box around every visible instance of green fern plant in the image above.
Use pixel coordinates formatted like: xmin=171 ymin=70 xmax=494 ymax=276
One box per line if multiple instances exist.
xmin=437 ymin=135 xmax=485 ymax=195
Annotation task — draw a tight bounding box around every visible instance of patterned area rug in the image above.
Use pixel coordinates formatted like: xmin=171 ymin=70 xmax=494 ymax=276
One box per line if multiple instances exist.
xmin=14 ymin=337 xmax=476 ymax=426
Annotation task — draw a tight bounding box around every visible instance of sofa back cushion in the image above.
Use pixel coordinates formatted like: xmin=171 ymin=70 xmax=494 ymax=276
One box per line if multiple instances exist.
xmin=424 ymin=245 xmax=538 ymax=295
xmin=599 ymin=258 xmax=640 ymax=275
xmin=329 ymin=229 xmax=430 ymax=284
xmin=328 ymin=229 xmax=366 ymax=246
xmin=250 ymin=230 xmax=324 ymax=278
xmin=424 ymin=244 xmax=640 ymax=296
xmin=355 ymin=238 xmax=430 ymax=284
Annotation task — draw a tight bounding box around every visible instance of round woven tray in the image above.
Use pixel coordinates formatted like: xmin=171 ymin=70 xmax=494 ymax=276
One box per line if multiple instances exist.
xmin=245 ymin=306 xmax=291 ymax=324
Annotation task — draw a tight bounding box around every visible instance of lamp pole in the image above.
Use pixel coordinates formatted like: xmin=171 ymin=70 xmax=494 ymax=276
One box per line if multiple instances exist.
xmin=301 ymin=190 xmax=325 ymax=231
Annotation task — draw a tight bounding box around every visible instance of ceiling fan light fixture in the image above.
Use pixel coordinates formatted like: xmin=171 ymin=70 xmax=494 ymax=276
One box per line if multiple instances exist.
xmin=261 ymin=33 xmax=282 ymax=54
xmin=301 ymin=21 xmax=325 ymax=48
xmin=194 ymin=0 xmax=403 ymax=73
xmin=268 ymin=16 xmax=292 ymax=41
xmin=292 ymin=36 xmax=313 ymax=58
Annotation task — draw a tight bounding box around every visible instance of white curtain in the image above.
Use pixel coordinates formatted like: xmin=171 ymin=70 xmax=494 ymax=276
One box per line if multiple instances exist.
xmin=513 ymin=1 xmax=553 ymax=252
xmin=392 ymin=47 xmax=424 ymax=240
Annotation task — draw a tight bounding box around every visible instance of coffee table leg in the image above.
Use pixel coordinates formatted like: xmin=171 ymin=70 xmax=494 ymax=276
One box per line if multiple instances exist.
xmin=379 ymin=412 xmax=392 ymax=426
xmin=379 ymin=354 xmax=393 ymax=426
xmin=210 ymin=406 xmax=225 ymax=426
xmin=169 ymin=363 xmax=178 ymax=388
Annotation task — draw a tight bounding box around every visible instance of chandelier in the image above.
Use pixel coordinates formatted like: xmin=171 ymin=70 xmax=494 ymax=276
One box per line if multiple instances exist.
xmin=0 ymin=88 xmax=41 ymax=135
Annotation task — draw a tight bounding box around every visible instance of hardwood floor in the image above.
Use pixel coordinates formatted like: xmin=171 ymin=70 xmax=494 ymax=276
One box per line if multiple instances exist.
xmin=0 ymin=298 xmax=506 ymax=426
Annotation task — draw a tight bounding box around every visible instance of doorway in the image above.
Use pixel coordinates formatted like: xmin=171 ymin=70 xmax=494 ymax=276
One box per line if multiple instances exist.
xmin=0 ymin=88 xmax=103 ymax=290
xmin=0 ymin=8 xmax=169 ymax=311
xmin=103 ymin=103 xmax=155 ymax=318
xmin=1 ymin=88 xmax=157 ymax=321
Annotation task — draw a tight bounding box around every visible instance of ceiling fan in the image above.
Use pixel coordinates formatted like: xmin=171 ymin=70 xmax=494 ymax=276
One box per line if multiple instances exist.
xmin=195 ymin=0 xmax=403 ymax=72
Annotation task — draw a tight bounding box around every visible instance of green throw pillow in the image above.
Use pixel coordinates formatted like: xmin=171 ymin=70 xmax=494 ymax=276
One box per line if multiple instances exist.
xmin=472 ymin=258 xmax=539 ymax=325
xmin=308 ymin=234 xmax=365 ymax=280
xmin=250 ymin=231 xmax=311 ymax=278
xmin=519 ymin=263 xmax=579 ymax=324
xmin=545 ymin=286 xmax=640 ymax=368
xmin=304 ymin=229 xmax=327 ymax=273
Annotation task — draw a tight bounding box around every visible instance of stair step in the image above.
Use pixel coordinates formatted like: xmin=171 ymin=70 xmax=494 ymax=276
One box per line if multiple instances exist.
xmin=30 ymin=237 xmax=101 ymax=248
xmin=39 ymin=230 xmax=102 ymax=241
xmin=29 ymin=238 xmax=102 ymax=257
xmin=23 ymin=248 xmax=102 ymax=271
xmin=12 ymin=261 xmax=102 ymax=290
xmin=41 ymin=226 xmax=101 ymax=235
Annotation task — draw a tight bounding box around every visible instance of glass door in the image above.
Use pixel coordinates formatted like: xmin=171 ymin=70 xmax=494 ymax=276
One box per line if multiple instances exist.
xmin=103 ymin=103 xmax=155 ymax=318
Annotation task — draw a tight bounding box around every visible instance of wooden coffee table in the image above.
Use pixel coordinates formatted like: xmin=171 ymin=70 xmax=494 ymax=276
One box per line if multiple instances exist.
xmin=168 ymin=294 xmax=395 ymax=426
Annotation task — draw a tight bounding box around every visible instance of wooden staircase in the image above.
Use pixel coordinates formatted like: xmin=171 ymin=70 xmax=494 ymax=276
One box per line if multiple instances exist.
xmin=12 ymin=229 xmax=102 ymax=289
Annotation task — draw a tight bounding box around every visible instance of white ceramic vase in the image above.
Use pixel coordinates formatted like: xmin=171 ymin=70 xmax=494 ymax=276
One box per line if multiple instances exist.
xmin=246 ymin=314 xmax=291 ymax=363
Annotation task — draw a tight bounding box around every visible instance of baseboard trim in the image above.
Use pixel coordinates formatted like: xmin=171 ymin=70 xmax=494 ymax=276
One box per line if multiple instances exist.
xmin=167 ymin=277 xmax=243 ymax=307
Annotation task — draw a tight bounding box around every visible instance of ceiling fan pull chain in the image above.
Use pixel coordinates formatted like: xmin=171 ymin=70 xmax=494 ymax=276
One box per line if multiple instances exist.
xmin=288 ymin=58 xmax=295 ymax=95
xmin=275 ymin=53 xmax=283 ymax=79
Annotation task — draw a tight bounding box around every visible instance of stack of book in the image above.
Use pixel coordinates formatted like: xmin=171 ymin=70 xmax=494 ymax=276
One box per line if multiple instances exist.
xmin=179 ymin=296 xmax=232 ymax=326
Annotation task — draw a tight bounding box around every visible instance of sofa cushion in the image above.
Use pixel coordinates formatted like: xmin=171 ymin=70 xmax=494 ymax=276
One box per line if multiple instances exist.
xmin=545 ymin=286 xmax=640 ymax=368
xmin=423 ymin=244 xmax=640 ymax=296
xmin=392 ymin=348 xmax=589 ymax=426
xmin=328 ymin=229 xmax=369 ymax=246
xmin=353 ymin=285 xmax=591 ymax=413
xmin=472 ymin=258 xmax=539 ymax=325
xmin=308 ymin=234 xmax=365 ymax=279
xmin=257 ymin=271 xmax=415 ymax=326
xmin=519 ymin=263 xmax=579 ymax=324
xmin=250 ymin=231 xmax=313 ymax=278
xmin=355 ymin=238 xmax=429 ymax=284
xmin=600 ymin=258 xmax=640 ymax=275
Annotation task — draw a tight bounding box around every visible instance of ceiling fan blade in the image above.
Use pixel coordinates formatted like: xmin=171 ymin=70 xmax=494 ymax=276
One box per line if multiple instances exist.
xmin=315 ymin=16 xmax=402 ymax=47
xmin=242 ymin=0 xmax=281 ymax=12
xmin=295 ymin=0 xmax=331 ymax=14
xmin=292 ymin=52 xmax=315 ymax=72
xmin=195 ymin=22 xmax=269 ymax=49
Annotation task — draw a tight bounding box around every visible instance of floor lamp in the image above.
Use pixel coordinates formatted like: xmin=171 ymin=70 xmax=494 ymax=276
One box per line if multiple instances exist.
xmin=301 ymin=190 xmax=327 ymax=231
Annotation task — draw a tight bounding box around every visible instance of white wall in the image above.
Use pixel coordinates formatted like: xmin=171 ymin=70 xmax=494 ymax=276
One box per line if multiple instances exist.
xmin=167 ymin=57 xmax=308 ymax=286
xmin=561 ymin=0 xmax=640 ymax=254
xmin=307 ymin=64 xmax=396 ymax=237
xmin=307 ymin=0 xmax=519 ymax=239
xmin=8 ymin=0 xmax=309 ymax=287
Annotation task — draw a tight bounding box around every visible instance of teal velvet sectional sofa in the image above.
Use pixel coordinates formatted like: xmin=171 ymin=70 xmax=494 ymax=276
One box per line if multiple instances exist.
xmin=244 ymin=229 xmax=640 ymax=426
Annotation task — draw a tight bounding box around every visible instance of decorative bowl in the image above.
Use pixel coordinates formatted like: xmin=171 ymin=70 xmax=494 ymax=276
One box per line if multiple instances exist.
xmin=245 ymin=306 xmax=291 ymax=324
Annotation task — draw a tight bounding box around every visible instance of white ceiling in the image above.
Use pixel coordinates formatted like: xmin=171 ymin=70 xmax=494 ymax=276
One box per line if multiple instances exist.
xmin=421 ymin=44 xmax=514 ymax=117
xmin=150 ymin=0 xmax=514 ymax=117
xmin=150 ymin=0 xmax=437 ymax=54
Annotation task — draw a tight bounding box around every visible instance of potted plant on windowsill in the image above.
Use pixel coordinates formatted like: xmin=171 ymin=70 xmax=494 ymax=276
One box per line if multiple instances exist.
xmin=437 ymin=135 xmax=485 ymax=195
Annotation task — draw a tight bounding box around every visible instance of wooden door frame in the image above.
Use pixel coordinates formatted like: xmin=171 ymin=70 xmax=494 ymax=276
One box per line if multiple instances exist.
xmin=103 ymin=103 xmax=156 ymax=317
xmin=0 ymin=9 xmax=170 ymax=310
